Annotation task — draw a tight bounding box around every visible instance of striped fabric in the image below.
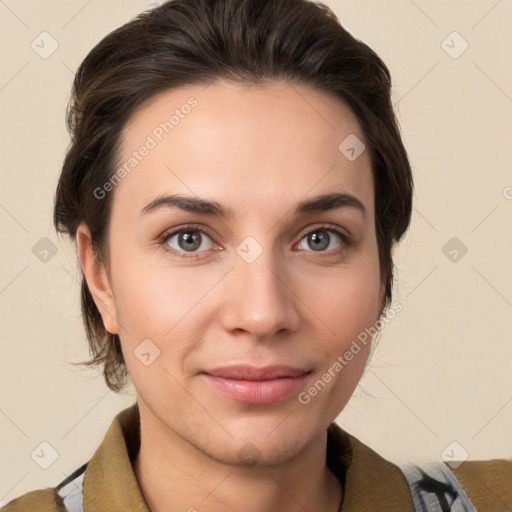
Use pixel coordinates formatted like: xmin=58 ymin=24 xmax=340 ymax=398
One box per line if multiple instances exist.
xmin=55 ymin=463 xmax=87 ymax=512
xmin=401 ymin=462 xmax=478 ymax=511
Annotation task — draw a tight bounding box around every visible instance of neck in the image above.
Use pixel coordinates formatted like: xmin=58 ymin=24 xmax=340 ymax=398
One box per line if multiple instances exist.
xmin=132 ymin=405 xmax=342 ymax=512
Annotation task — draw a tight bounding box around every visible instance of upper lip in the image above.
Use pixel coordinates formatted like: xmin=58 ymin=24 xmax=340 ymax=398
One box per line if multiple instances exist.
xmin=203 ymin=365 xmax=310 ymax=381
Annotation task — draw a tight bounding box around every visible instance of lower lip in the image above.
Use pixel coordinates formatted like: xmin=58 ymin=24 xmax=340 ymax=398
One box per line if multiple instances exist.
xmin=201 ymin=374 xmax=308 ymax=404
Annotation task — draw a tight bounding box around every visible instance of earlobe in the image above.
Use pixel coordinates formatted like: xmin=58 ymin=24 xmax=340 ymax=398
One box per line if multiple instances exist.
xmin=75 ymin=222 xmax=119 ymax=335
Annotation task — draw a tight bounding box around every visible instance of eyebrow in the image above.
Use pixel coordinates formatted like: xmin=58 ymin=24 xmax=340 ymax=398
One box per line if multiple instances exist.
xmin=138 ymin=192 xmax=366 ymax=219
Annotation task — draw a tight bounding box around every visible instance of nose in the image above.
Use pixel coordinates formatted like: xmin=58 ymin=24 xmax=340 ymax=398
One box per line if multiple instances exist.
xmin=220 ymin=245 xmax=301 ymax=341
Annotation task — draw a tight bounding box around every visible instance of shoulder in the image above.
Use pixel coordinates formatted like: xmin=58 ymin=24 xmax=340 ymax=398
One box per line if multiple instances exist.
xmin=0 ymin=488 xmax=65 ymax=512
xmin=401 ymin=458 xmax=512 ymax=511
xmin=328 ymin=423 xmax=512 ymax=511
xmin=1 ymin=463 xmax=87 ymax=512
xmin=450 ymin=458 xmax=512 ymax=511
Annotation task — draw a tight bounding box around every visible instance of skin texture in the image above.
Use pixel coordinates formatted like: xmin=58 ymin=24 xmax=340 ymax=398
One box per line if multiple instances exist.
xmin=77 ymin=79 xmax=385 ymax=512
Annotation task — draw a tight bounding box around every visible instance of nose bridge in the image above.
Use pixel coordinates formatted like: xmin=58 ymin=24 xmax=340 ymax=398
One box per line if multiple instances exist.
xmin=223 ymin=237 xmax=300 ymax=338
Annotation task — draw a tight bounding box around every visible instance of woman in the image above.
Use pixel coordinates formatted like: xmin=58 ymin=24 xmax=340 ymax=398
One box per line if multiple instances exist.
xmin=2 ymin=0 xmax=510 ymax=510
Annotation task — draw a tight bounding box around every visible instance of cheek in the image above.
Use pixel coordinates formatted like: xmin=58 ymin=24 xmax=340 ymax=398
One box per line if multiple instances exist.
xmin=297 ymin=268 xmax=379 ymax=417
xmin=108 ymin=250 xmax=226 ymax=384
xmin=306 ymin=261 xmax=382 ymax=341
xmin=109 ymin=246 xmax=207 ymax=334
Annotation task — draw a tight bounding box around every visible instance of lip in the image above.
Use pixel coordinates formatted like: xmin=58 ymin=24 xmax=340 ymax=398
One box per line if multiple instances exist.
xmin=201 ymin=365 xmax=310 ymax=404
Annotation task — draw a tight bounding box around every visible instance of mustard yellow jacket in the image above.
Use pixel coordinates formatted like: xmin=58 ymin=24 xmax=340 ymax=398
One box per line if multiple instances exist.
xmin=2 ymin=403 xmax=511 ymax=511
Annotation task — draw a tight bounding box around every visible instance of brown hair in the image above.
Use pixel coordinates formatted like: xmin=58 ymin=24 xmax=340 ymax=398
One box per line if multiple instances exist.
xmin=54 ymin=0 xmax=413 ymax=392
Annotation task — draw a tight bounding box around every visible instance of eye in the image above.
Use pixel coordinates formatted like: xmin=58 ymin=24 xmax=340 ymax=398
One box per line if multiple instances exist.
xmin=296 ymin=225 xmax=350 ymax=255
xmin=159 ymin=223 xmax=352 ymax=260
xmin=159 ymin=224 xmax=217 ymax=259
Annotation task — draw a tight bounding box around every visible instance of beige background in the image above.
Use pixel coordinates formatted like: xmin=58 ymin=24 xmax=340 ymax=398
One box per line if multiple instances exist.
xmin=1 ymin=0 xmax=511 ymax=503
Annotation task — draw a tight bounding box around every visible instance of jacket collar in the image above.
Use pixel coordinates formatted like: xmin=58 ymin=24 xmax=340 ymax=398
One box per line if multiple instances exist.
xmin=82 ymin=402 xmax=413 ymax=511
xmin=83 ymin=402 xmax=149 ymax=511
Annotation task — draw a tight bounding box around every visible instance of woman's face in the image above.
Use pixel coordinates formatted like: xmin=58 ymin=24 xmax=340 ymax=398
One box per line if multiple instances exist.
xmin=87 ymin=79 xmax=385 ymax=465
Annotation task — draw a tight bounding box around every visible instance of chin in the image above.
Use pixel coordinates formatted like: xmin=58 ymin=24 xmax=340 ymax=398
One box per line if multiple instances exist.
xmin=193 ymin=414 xmax=322 ymax=468
xmin=194 ymin=433 xmax=312 ymax=468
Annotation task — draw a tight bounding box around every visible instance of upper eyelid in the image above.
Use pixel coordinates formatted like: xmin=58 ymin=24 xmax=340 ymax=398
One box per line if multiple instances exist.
xmin=162 ymin=224 xmax=216 ymax=243
xmin=295 ymin=223 xmax=350 ymax=241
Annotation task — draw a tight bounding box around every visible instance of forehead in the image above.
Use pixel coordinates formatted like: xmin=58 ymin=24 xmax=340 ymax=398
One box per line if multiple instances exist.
xmin=112 ymin=79 xmax=373 ymax=221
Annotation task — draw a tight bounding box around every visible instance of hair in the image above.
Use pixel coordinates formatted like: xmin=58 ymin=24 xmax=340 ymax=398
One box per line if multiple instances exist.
xmin=53 ymin=0 xmax=413 ymax=393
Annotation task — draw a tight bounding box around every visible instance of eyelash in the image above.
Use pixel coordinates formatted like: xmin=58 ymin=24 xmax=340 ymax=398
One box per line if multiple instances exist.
xmin=158 ymin=223 xmax=353 ymax=260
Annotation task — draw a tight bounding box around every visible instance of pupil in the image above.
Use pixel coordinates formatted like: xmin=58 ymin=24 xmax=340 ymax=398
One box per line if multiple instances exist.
xmin=310 ymin=231 xmax=328 ymax=251
xmin=180 ymin=232 xmax=200 ymax=251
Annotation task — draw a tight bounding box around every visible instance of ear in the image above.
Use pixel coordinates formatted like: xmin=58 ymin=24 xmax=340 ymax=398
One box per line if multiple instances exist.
xmin=76 ymin=222 xmax=119 ymax=335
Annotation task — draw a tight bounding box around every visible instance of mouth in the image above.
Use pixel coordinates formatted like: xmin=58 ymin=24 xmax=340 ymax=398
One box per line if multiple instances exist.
xmin=200 ymin=365 xmax=311 ymax=404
